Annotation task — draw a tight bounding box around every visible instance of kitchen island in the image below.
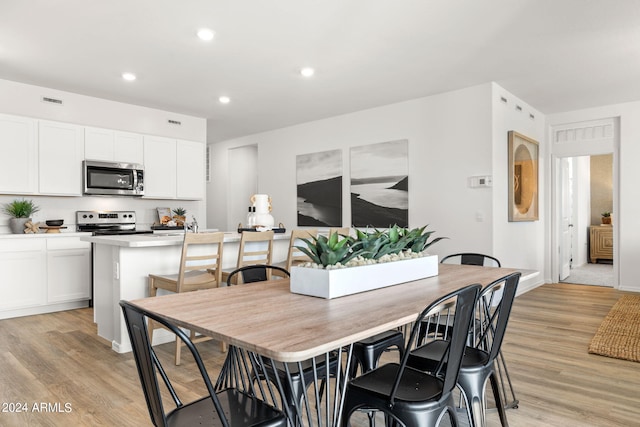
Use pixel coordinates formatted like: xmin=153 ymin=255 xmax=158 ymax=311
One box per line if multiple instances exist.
xmin=82 ymin=231 xmax=291 ymax=353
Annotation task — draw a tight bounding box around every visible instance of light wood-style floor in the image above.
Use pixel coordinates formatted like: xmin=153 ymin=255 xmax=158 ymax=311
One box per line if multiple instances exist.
xmin=0 ymin=283 xmax=639 ymax=426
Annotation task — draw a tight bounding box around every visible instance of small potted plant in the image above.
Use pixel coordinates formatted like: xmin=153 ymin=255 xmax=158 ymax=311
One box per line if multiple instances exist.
xmin=601 ymin=211 xmax=612 ymax=225
xmin=172 ymin=207 xmax=187 ymax=227
xmin=2 ymin=199 xmax=40 ymax=234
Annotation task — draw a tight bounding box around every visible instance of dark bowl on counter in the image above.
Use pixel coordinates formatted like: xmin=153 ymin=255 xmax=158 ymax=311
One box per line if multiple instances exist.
xmin=46 ymin=219 xmax=64 ymax=226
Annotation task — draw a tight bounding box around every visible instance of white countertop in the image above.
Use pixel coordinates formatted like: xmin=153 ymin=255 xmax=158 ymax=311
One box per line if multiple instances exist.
xmin=0 ymin=231 xmax=92 ymax=239
xmin=81 ymin=231 xmax=291 ymax=248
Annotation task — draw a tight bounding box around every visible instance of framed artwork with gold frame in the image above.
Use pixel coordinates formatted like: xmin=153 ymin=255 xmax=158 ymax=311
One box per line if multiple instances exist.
xmin=508 ymin=131 xmax=539 ymax=221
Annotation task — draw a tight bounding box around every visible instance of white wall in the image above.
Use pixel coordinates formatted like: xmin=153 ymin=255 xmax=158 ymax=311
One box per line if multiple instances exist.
xmin=490 ymin=84 xmax=546 ymax=280
xmin=548 ymin=102 xmax=640 ymax=292
xmin=0 ymin=79 xmax=208 ymax=232
xmin=209 ymin=83 xmax=502 ymax=261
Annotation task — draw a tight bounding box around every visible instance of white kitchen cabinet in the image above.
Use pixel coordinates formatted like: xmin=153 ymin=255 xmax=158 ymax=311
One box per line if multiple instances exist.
xmin=0 ymin=113 xmax=38 ymax=194
xmin=176 ymin=139 xmax=205 ymax=200
xmin=39 ymin=120 xmax=84 ymax=195
xmin=143 ymin=135 xmax=177 ymax=198
xmin=0 ymin=235 xmax=92 ymax=320
xmin=115 ymin=131 xmax=144 ymax=164
xmin=0 ymin=239 xmax=47 ymax=312
xmin=85 ymin=127 xmax=144 ymax=164
xmin=47 ymin=237 xmax=91 ymax=303
xmin=84 ymin=126 xmax=115 ymax=160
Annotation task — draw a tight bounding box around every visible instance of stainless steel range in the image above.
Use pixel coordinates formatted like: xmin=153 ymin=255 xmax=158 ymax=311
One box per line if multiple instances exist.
xmin=76 ymin=210 xmax=152 ymax=235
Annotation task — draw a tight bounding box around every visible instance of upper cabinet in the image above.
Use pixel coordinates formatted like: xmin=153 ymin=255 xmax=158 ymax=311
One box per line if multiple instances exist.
xmin=143 ymin=136 xmax=205 ymax=200
xmin=38 ymin=120 xmax=84 ymax=196
xmin=0 ymin=114 xmax=38 ymax=195
xmin=0 ymin=113 xmax=203 ymax=200
xmin=85 ymin=127 xmax=144 ymax=164
xmin=176 ymin=139 xmax=205 ymax=200
xmin=143 ymin=135 xmax=177 ymax=199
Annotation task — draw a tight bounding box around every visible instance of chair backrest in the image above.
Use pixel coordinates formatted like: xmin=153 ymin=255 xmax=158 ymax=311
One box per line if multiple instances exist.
xmin=286 ymin=228 xmax=318 ymax=270
xmin=391 ymin=284 xmax=481 ymax=404
xmin=177 ymin=232 xmax=225 ymax=290
xmin=472 ymin=272 xmax=520 ymax=363
xmin=441 ymin=253 xmax=501 ymax=267
xmin=120 ymin=300 xmax=227 ymax=427
xmin=228 ymin=265 xmax=290 ymax=285
xmin=236 ymin=230 xmax=274 ymax=269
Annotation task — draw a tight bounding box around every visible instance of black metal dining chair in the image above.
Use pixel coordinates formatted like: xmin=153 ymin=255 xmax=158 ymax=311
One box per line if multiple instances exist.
xmin=341 ymin=284 xmax=481 ymax=427
xmin=226 ymin=264 xmax=341 ymax=425
xmin=439 ymin=253 xmax=519 ymax=412
xmin=441 ymin=253 xmax=501 ymax=267
xmin=227 ymin=264 xmax=290 ymax=285
xmin=408 ymin=272 xmax=520 ymax=427
xmin=120 ymin=300 xmax=288 ymax=427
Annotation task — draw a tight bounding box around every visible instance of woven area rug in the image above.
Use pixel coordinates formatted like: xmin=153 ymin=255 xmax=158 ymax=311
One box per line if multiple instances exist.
xmin=589 ymin=295 xmax=640 ymax=362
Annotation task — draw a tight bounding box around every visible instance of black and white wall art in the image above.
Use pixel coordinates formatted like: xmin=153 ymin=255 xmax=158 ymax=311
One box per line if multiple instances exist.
xmin=296 ymin=149 xmax=343 ymax=226
xmin=350 ymin=139 xmax=408 ymax=227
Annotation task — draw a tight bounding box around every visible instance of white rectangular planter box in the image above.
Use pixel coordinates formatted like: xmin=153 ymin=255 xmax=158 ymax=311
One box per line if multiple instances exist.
xmin=290 ymin=255 xmax=438 ymax=299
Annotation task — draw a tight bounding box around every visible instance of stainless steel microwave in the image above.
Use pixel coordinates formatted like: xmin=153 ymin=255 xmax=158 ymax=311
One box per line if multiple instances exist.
xmin=83 ymin=160 xmax=144 ymax=196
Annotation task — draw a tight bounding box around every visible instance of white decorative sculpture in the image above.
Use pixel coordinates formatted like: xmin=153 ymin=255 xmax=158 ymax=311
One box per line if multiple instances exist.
xmin=250 ymin=194 xmax=275 ymax=229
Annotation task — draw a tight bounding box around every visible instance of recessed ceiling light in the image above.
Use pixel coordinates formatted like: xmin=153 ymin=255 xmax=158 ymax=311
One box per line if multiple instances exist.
xmin=197 ymin=28 xmax=215 ymax=41
xmin=300 ymin=67 xmax=315 ymax=78
xmin=122 ymin=72 xmax=136 ymax=81
xmin=219 ymin=96 xmax=230 ymax=104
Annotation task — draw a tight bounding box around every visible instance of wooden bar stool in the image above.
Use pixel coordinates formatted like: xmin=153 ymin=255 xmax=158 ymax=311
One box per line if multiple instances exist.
xmin=148 ymin=232 xmax=224 ymax=365
xmin=222 ymin=230 xmax=274 ymax=285
xmin=273 ymin=228 xmax=318 ymax=276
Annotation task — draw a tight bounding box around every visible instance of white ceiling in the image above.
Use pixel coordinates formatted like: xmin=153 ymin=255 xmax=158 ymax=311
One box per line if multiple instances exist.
xmin=2 ymin=1 xmax=640 ymax=142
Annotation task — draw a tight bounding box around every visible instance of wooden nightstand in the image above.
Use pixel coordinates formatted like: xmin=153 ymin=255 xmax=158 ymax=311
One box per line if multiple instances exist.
xmin=589 ymin=225 xmax=613 ymax=263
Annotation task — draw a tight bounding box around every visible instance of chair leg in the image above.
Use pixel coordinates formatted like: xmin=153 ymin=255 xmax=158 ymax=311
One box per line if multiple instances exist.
xmin=175 ymin=336 xmax=182 ymax=365
xmin=496 ymin=350 xmax=519 ymax=409
xmin=490 ymin=372 xmax=509 ymax=427
xmin=147 ymin=277 xmax=158 ymax=344
xmin=457 ymin=372 xmax=489 ymax=427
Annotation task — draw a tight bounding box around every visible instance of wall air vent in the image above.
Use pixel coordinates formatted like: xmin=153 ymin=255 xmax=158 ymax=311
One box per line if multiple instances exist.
xmin=167 ymin=119 xmax=182 ymax=126
xmin=41 ymin=96 xmax=63 ymax=105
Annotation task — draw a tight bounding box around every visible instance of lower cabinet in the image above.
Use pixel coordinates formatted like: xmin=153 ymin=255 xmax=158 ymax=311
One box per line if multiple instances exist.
xmin=0 ymin=239 xmax=47 ymax=311
xmin=0 ymin=236 xmax=91 ymax=319
xmin=47 ymin=238 xmax=91 ymax=303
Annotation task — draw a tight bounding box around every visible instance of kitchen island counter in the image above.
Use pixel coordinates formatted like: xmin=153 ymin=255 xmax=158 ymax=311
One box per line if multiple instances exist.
xmin=81 ymin=231 xmax=290 ymax=248
xmin=87 ymin=231 xmax=291 ymax=353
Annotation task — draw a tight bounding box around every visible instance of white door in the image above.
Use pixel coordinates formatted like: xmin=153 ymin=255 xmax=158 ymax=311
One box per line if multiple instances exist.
xmin=559 ymin=157 xmax=572 ymax=280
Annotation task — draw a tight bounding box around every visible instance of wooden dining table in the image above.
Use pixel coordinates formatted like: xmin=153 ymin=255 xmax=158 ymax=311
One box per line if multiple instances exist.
xmin=128 ymin=263 xmax=520 ymax=426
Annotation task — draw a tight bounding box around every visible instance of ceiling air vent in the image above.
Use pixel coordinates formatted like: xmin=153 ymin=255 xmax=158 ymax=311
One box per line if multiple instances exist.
xmin=167 ymin=119 xmax=182 ymax=126
xmin=41 ymin=96 xmax=63 ymax=105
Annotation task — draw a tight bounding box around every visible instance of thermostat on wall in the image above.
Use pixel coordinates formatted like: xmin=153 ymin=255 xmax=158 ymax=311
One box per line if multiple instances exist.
xmin=468 ymin=175 xmax=493 ymax=188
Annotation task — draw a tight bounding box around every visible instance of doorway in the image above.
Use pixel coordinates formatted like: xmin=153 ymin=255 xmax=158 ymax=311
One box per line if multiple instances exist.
xmin=551 ymin=117 xmax=618 ymax=287
xmin=558 ymin=155 xmax=613 ymax=287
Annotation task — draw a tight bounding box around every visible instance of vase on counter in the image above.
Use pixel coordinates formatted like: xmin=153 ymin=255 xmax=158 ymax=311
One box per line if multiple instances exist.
xmin=250 ymin=194 xmax=275 ymax=229
xmin=9 ymin=217 xmax=31 ymax=234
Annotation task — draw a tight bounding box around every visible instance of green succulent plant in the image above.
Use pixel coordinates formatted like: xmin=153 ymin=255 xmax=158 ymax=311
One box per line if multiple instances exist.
xmin=2 ymin=199 xmax=40 ymax=218
xmin=601 ymin=211 xmax=611 ymax=218
xmin=173 ymin=207 xmax=187 ymax=216
xmin=354 ymin=225 xmax=447 ymax=260
xmin=296 ymin=232 xmax=363 ymax=267
xmin=297 ymin=225 xmax=447 ymax=268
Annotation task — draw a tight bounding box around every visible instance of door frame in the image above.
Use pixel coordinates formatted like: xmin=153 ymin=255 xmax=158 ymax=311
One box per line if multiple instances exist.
xmin=550 ymin=119 xmax=620 ymax=287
